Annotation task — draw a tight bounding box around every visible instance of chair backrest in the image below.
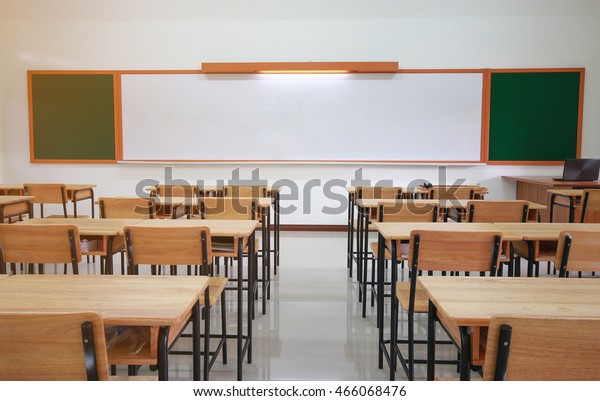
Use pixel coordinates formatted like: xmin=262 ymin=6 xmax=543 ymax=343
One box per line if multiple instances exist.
xmin=156 ymin=184 xmax=196 ymax=198
xmin=23 ymin=183 xmax=68 ymax=217
xmin=467 ymin=200 xmax=529 ymax=223
xmin=0 ymin=224 xmax=81 ymax=272
xmin=404 ymin=230 xmax=501 ymax=316
xmin=430 ymin=185 xmax=476 ymax=200
xmin=554 ymin=230 xmax=600 ymax=276
xmin=200 ymin=197 xmax=256 ymax=220
xmin=408 ymin=230 xmax=502 ymax=274
xmin=483 ymin=315 xmax=600 ymax=381
xmin=579 ymin=189 xmax=600 ymax=223
xmin=0 ymin=311 xmax=109 ymax=380
xmin=98 ymin=197 xmax=156 ymax=219
xmin=377 ymin=202 xmax=438 ymax=222
xmin=224 ymin=186 xmax=266 ymax=198
xmin=124 ymin=226 xmax=212 ymax=268
xmin=357 ymin=186 xmax=402 ymax=200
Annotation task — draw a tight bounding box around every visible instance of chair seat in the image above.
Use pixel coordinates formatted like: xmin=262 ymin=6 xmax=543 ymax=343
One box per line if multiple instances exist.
xmin=513 ymin=240 xmax=556 ymax=262
xmin=371 ymin=241 xmax=409 ymax=260
xmin=352 ymin=222 xmax=378 ymax=231
xmin=202 ymin=277 xmax=228 ymax=306
xmin=46 ymin=214 xmax=90 ymax=219
xmin=395 ymin=281 xmax=428 ymax=313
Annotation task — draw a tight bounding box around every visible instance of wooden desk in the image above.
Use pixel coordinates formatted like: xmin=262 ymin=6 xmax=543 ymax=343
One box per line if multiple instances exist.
xmin=351 ymin=198 xmax=539 ymax=315
xmin=415 ymin=186 xmax=488 ymax=199
xmin=67 ymin=184 xmax=96 ymax=218
xmin=0 ymin=195 xmax=34 ymax=222
xmin=19 ymin=217 xmax=142 ymax=274
xmin=2 ymin=184 xmax=97 ymax=218
xmin=265 ymin=186 xmax=282 ymax=271
xmin=495 ymin=222 xmax=600 ymax=277
xmin=547 ymin=188 xmax=584 ymax=222
xmin=132 ymin=218 xmax=258 ymax=380
xmin=503 ymin=176 xmax=600 ymax=222
xmin=420 ymin=276 xmax=600 ymax=380
xmin=0 ymin=274 xmax=209 ymax=381
xmin=371 ymin=222 xmax=522 ymax=371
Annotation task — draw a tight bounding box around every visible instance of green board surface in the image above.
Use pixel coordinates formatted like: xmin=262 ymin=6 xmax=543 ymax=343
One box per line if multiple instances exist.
xmin=31 ymin=73 xmax=115 ymax=160
xmin=488 ymin=71 xmax=580 ymax=161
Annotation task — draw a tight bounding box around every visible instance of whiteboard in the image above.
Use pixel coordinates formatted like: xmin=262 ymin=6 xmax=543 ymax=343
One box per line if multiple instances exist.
xmin=121 ymin=72 xmax=483 ymax=162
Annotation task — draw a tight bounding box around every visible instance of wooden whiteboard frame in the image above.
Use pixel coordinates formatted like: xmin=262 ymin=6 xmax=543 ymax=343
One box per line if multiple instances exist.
xmin=117 ymin=67 xmax=487 ymax=164
xmin=27 ymin=64 xmax=582 ymax=165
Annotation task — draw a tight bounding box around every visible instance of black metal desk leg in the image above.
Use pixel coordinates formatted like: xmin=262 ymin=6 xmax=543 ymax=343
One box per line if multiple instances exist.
xmin=158 ymin=326 xmax=171 ymax=381
xmin=377 ymin=233 xmax=385 ymax=368
xmin=362 ymin=210 xmax=370 ymax=318
xmin=192 ymin=300 xmax=201 ymax=381
xmin=427 ymin=300 xmax=436 ymax=381
xmin=458 ymin=326 xmax=471 ymax=381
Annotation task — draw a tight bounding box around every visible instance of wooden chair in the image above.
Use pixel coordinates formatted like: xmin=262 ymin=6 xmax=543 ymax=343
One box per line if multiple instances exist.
xmin=365 ymin=203 xmax=438 ymax=317
xmin=426 ymin=185 xmax=477 ymax=221
xmin=98 ymin=196 xmax=157 ymax=274
xmin=356 ymin=186 xmax=403 ymax=220
xmin=389 ymin=230 xmax=502 ymax=381
xmin=23 ymin=183 xmax=69 ymax=218
xmin=352 ymin=186 xmax=404 ymax=292
xmin=123 ymin=225 xmax=227 ymax=381
xmin=0 ymin=311 xmax=110 ymax=380
xmin=224 ymin=185 xmax=267 ymax=198
xmin=224 ymin=186 xmax=268 ymax=222
xmin=466 ymin=200 xmax=529 ymax=276
xmin=576 ymin=189 xmax=600 ymax=223
xmin=155 ymin=184 xmax=196 ymax=218
xmin=483 ymin=315 xmax=600 ymax=380
xmin=554 ymin=230 xmax=600 ymax=277
xmin=0 ymin=224 xmax=81 ymax=275
xmin=98 ymin=196 xmax=156 ymax=219
xmin=512 ymin=201 xmax=555 ymax=277
xmin=199 ymin=197 xmax=268 ymax=314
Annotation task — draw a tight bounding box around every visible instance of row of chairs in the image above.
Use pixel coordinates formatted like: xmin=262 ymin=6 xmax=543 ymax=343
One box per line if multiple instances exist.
xmin=16 ymin=183 xmax=272 ymax=220
xmin=390 ymin=228 xmax=600 ymax=381
xmin=0 ymin=223 xmax=227 ymax=381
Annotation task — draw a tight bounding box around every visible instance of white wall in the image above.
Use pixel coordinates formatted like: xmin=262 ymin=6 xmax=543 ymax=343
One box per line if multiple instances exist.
xmin=1 ymin=0 xmax=599 ymax=223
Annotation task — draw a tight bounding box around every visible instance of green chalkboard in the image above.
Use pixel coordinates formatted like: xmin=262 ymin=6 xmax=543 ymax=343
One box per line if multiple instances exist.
xmin=488 ymin=71 xmax=581 ymax=162
xmin=30 ymin=73 xmax=116 ymax=161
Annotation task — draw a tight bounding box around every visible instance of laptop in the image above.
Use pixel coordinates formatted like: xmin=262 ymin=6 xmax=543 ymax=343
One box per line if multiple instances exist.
xmin=553 ymin=158 xmax=600 ymax=181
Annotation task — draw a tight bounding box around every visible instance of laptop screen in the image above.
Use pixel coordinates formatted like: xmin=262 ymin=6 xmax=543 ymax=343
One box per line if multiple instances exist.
xmin=561 ymin=158 xmax=600 ymax=181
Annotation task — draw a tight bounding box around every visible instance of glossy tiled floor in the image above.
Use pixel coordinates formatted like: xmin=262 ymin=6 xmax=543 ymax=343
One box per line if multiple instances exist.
xmin=124 ymin=230 xmax=459 ymax=381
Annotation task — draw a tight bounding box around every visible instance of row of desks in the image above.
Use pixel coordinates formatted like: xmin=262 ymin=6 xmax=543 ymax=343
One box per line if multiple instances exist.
xmin=371 ymin=221 xmax=600 ymax=380
xmin=349 ymin=197 xmax=547 ymax=317
xmin=0 ymin=274 xmax=209 ymax=381
xmin=1 ymin=217 xmax=262 ymax=381
xmin=0 ymin=184 xmax=96 ymax=218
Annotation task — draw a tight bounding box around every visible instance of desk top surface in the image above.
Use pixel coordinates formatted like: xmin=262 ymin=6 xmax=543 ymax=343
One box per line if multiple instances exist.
xmin=419 ymin=276 xmax=600 ymax=327
xmin=356 ymin=198 xmax=545 ymax=210
xmin=371 ymin=222 xmax=522 ymax=242
xmin=0 ymin=275 xmax=209 ymax=326
xmin=132 ymin=218 xmax=259 ymax=237
xmin=20 ymin=217 xmax=143 ymax=236
xmin=503 ymin=176 xmax=600 ymax=188
xmin=547 ymin=188 xmax=585 ymax=197
xmin=0 ymin=195 xmax=35 ymax=205
xmin=495 ymin=222 xmax=600 ymax=240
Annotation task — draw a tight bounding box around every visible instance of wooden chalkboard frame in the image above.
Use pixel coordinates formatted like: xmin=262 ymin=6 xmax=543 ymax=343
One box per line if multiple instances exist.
xmin=485 ymin=68 xmax=584 ymax=165
xmin=26 ymin=66 xmax=584 ymax=165
xmin=28 ymin=71 xmax=121 ymax=163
